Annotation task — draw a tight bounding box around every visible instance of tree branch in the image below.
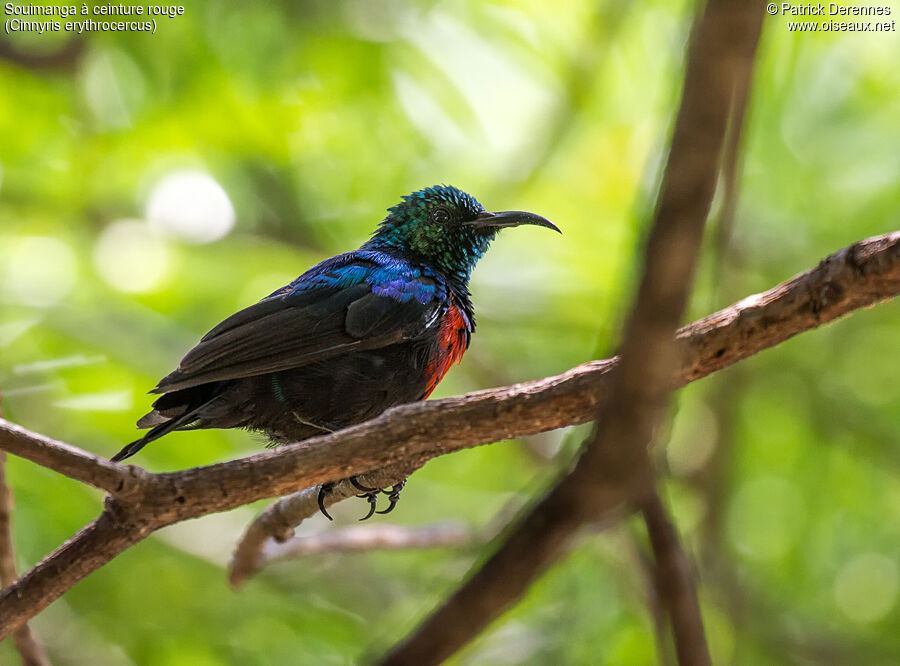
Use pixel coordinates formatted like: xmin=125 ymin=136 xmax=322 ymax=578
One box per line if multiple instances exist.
xmin=0 ymin=230 xmax=896 ymax=639
xmin=630 ymin=531 xmax=677 ymax=666
xmin=1 ymin=451 xmax=51 ymax=666
xmin=0 ymin=421 xmax=150 ymax=498
xmin=0 ymin=391 xmax=51 ymax=666
xmin=229 ymin=463 xmax=419 ymax=586
xmin=379 ymin=1 xmax=764 ymax=662
xmin=261 ymin=522 xmax=471 ymax=562
xmin=641 ymin=490 xmax=710 ymax=666
xmin=0 ymin=500 xmax=160 ymax=640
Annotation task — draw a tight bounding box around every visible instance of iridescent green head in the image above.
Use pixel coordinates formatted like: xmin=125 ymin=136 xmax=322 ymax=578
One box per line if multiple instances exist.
xmin=364 ymin=185 xmax=559 ymax=284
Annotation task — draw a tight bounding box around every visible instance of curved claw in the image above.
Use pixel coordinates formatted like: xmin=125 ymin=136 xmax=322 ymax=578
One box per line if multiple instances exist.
xmin=380 ymin=479 xmax=407 ymax=496
xmin=318 ymin=483 xmax=334 ymax=521
xmin=359 ymin=493 xmax=378 ymax=521
xmin=376 ymin=497 xmax=398 ymax=515
xmin=349 ymin=476 xmax=377 ymax=493
xmin=376 ymin=480 xmax=407 ymax=515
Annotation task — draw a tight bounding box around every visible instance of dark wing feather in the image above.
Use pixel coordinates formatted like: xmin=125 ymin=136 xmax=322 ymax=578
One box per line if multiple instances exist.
xmin=153 ymin=273 xmax=443 ymax=394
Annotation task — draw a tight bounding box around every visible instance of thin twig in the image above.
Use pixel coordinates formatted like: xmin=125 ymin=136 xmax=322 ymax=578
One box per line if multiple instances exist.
xmin=0 ymin=421 xmax=150 ymax=498
xmin=229 ymin=463 xmax=420 ymax=586
xmin=262 ymin=522 xmax=471 ymax=563
xmin=641 ymin=490 xmax=710 ymax=666
xmin=0 ymin=231 xmax=897 ymax=639
xmin=629 ymin=533 xmax=676 ymax=666
xmin=0 ymin=393 xmax=51 ymax=666
xmin=1 ymin=454 xmax=51 ymax=666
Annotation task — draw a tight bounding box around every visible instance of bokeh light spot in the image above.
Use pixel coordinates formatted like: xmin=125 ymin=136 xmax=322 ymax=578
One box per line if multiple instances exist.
xmin=4 ymin=236 xmax=77 ymax=307
xmin=727 ymin=476 xmax=805 ymax=562
xmin=834 ymin=553 xmax=898 ymax=624
xmin=145 ymin=170 xmax=236 ymax=244
xmin=80 ymin=48 xmax=146 ymax=129
xmin=94 ymin=220 xmax=171 ymax=293
xmin=667 ymin=400 xmax=718 ymax=476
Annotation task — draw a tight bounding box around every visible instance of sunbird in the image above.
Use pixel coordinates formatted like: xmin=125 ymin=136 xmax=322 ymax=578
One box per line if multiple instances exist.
xmin=112 ymin=185 xmax=559 ymax=519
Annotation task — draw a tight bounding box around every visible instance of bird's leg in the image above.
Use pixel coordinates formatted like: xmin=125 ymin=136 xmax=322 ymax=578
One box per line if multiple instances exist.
xmin=317 ymin=482 xmax=335 ymax=521
xmin=376 ymin=479 xmax=407 ymax=515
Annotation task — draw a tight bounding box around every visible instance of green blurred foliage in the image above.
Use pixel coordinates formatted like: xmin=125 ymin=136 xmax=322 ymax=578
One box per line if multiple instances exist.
xmin=1 ymin=0 xmax=898 ymax=663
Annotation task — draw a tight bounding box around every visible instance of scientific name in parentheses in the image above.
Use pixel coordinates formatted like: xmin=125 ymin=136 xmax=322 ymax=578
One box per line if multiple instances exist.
xmin=3 ymin=3 xmax=183 ymax=34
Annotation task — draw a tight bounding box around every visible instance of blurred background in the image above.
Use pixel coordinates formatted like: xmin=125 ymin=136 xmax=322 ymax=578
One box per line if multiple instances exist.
xmin=1 ymin=0 xmax=898 ymax=664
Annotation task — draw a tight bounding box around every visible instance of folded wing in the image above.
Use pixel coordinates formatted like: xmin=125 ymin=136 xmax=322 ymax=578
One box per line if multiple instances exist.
xmin=153 ymin=256 xmax=445 ymax=393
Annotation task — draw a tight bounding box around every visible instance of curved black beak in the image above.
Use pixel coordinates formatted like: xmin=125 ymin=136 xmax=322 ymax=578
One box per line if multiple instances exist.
xmin=466 ymin=210 xmax=561 ymax=233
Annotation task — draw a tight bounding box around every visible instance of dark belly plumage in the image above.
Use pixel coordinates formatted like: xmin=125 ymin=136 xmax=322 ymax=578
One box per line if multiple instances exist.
xmin=243 ymin=339 xmax=436 ymax=443
xmin=154 ymin=336 xmax=439 ymax=446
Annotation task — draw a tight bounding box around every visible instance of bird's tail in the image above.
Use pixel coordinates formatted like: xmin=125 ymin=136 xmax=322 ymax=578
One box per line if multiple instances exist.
xmin=110 ymin=408 xmax=200 ymax=462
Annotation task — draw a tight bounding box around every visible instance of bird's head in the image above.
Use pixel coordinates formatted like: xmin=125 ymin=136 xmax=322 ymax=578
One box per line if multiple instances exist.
xmin=364 ymin=185 xmax=559 ymax=284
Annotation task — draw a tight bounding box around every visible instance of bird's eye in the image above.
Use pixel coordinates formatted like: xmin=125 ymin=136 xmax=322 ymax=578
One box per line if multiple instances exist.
xmin=431 ymin=207 xmax=451 ymax=224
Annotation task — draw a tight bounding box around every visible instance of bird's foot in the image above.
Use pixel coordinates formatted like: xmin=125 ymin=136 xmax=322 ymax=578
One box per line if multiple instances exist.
xmin=376 ymin=479 xmax=407 ymax=515
xmin=316 ymin=477 xmax=409 ymax=521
